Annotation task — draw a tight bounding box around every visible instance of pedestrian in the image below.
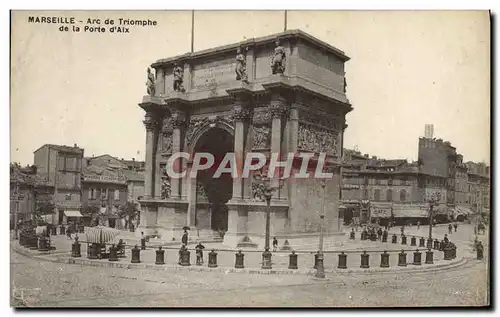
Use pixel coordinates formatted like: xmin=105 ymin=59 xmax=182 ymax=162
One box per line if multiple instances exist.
xmin=454 ymin=223 xmax=458 ymax=232
xmin=377 ymin=227 xmax=383 ymax=240
xmin=181 ymin=230 xmax=188 ymax=246
xmin=195 ymin=241 xmax=205 ymax=265
xmin=417 ymin=221 xmax=420 ymax=230
xmin=443 ymin=234 xmax=449 ymax=244
xmin=448 ymin=224 xmax=453 ymax=234
xmin=272 ymin=237 xmax=278 ymax=252
xmin=400 ymin=225 xmax=405 ymax=236
xmin=178 ymin=244 xmax=187 ymax=264
xmin=66 ymin=225 xmax=72 ymax=240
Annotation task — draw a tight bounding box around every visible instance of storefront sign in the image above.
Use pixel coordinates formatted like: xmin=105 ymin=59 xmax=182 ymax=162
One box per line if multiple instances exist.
xmin=371 ymin=208 xmax=391 ymax=218
xmin=83 ymin=174 xmax=126 ymax=184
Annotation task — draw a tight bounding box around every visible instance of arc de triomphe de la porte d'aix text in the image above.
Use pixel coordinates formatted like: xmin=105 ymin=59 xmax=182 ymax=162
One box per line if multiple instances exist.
xmin=138 ymin=29 xmax=352 ymax=248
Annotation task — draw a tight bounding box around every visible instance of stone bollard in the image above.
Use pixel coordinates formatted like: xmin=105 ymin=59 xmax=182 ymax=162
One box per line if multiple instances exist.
xmin=413 ymin=249 xmax=422 ymax=265
xmin=60 ymin=226 xmax=65 ymax=235
xmin=476 ymin=243 xmax=484 ymax=260
xmin=51 ymin=226 xmax=57 ymax=236
xmin=141 ymin=237 xmax=146 ymax=250
xmin=155 ymin=246 xmax=165 ymax=265
xmin=427 ymin=238 xmax=433 ymax=249
xmin=419 ymin=237 xmax=426 ymax=248
xmin=88 ymin=243 xmax=98 ymax=259
xmin=235 ymin=250 xmax=245 ymax=269
xmin=338 ymin=252 xmax=347 ymax=269
xmin=313 ymin=252 xmax=319 ymax=269
xmin=425 ymin=249 xmax=434 ymax=264
xmin=71 ymin=239 xmax=81 ymax=257
xmin=180 ymin=247 xmax=191 ymax=266
xmin=208 ymin=249 xmax=218 ymax=268
xmin=380 ymin=251 xmax=390 ymax=268
xmin=360 ymin=251 xmax=370 ymax=268
xmin=443 ymin=245 xmax=453 ymax=260
xmin=131 ymin=245 xmax=141 ymax=263
xmin=350 ymin=230 xmax=355 ymax=240
xmin=401 ymin=235 xmax=407 ymax=245
xmin=398 ymin=250 xmax=407 ymax=267
xmin=410 ymin=236 xmax=417 ymax=246
xmin=288 ymin=251 xmax=298 ymax=269
xmin=433 ymin=239 xmax=440 ymax=250
xmin=109 ymin=244 xmax=118 ymax=262
xmin=38 ymin=236 xmax=49 ymax=252
xmin=392 ymin=234 xmax=398 ymax=244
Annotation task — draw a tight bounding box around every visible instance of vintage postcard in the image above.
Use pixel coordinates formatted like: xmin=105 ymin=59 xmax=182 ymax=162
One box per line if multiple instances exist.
xmin=10 ymin=10 xmax=490 ymax=307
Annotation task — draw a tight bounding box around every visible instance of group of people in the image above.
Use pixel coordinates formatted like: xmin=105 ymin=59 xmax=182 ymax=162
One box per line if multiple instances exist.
xmin=448 ymin=223 xmax=459 ymax=234
xmin=361 ymin=225 xmax=389 ymax=241
xmin=178 ymin=229 xmax=206 ymax=265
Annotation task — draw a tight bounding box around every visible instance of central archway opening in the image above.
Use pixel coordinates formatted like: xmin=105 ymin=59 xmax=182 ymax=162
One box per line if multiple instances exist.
xmin=194 ymin=127 xmax=234 ymax=231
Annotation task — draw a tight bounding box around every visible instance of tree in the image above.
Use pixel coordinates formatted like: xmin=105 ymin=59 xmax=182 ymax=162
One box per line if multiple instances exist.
xmin=118 ymin=202 xmax=140 ymax=230
xmin=34 ymin=201 xmax=56 ymax=224
xmin=81 ymin=205 xmax=100 ymax=226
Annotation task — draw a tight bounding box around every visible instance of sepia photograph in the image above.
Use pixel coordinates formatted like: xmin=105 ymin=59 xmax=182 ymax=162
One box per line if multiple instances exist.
xmin=9 ymin=9 xmax=491 ymax=308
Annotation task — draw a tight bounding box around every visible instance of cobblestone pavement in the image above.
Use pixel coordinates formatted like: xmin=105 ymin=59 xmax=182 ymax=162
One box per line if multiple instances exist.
xmin=11 ymin=223 xmax=488 ymax=307
xmin=11 ymin=245 xmax=488 ymax=307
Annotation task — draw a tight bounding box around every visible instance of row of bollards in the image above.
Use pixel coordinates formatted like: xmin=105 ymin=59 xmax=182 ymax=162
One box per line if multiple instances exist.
xmin=73 ymin=241 xmax=437 ymax=270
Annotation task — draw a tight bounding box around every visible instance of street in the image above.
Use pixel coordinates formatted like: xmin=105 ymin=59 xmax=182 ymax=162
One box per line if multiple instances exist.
xmin=11 ymin=223 xmax=489 ymax=307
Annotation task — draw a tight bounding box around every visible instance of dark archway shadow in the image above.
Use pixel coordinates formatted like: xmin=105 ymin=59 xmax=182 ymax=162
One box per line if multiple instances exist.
xmin=194 ymin=127 xmax=234 ymax=231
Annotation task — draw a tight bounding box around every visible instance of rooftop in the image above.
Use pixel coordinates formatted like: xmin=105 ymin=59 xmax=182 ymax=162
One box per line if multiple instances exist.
xmin=152 ymin=29 xmax=350 ymax=68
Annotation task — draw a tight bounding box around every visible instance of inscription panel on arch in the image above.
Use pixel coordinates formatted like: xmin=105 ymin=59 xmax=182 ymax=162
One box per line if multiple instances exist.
xmin=191 ymin=58 xmax=235 ymax=88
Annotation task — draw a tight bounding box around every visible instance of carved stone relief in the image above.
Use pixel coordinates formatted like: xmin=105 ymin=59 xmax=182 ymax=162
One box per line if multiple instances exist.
xmin=299 ymin=109 xmax=342 ymax=131
xmin=160 ymin=165 xmax=171 ymax=199
xmin=196 ymin=183 xmax=207 ymax=199
xmin=161 ymin=117 xmax=173 ymax=153
xmin=251 ymin=125 xmax=271 ymax=150
xmin=297 ymin=123 xmax=339 ymax=156
xmin=185 ymin=115 xmax=233 ymax=147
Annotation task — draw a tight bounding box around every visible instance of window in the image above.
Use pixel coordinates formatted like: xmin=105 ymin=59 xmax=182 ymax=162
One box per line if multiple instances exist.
xmin=374 ymin=189 xmax=381 ymax=201
xmin=102 ymin=189 xmax=108 ymax=199
xmin=114 ymin=189 xmax=120 ymax=200
xmin=57 ymin=155 xmax=65 ymax=171
xmin=65 ymin=193 xmax=71 ymax=201
xmin=375 ymin=179 xmax=381 ymax=185
xmin=400 ymin=189 xmax=406 ymax=202
xmin=88 ymin=189 xmax=92 ymax=200
xmin=386 ymin=189 xmax=392 ymax=201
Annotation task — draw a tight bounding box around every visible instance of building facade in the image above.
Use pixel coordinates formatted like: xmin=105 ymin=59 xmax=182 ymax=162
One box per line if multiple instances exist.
xmin=137 ymin=29 xmax=352 ymax=248
xmin=33 ymin=144 xmax=84 ymax=225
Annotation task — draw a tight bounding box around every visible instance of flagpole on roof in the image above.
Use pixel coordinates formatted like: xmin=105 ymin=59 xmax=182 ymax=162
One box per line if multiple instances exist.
xmin=284 ymin=10 xmax=287 ymax=31
xmin=191 ymin=10 xmax=195 ymax=53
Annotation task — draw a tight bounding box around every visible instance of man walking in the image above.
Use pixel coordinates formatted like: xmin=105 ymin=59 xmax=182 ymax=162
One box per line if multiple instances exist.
xmin=272 ymin=237 xmax=278 ymax=252
xmin=181 ymin=230 xmax=189 ymax=246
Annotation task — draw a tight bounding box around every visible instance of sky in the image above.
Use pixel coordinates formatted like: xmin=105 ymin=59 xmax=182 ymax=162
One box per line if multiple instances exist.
xmin=10 ymin=10 xmax=490 ymax=166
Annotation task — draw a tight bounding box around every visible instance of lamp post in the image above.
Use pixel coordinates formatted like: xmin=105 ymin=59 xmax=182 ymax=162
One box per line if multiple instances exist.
xmin=427 ymin=192 xmax=441 ymax=240
xmin=254 ymin=171 xmax=280 ymax=270
xmin=315 ymin=178 xmax=328 ymax=278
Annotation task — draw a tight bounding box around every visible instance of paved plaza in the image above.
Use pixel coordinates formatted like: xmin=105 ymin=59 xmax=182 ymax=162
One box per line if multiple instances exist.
xmin=10 ymin=222 xmax=489 ymax=307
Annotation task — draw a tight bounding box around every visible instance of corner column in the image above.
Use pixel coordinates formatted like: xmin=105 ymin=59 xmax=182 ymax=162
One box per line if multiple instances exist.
xmin=143 ymin=112 xmax=158 ymax=199
xmin=170 ymin=110 xmax=186 ymax=199
xmin=269 ymin=93 xmax=288 ymax=199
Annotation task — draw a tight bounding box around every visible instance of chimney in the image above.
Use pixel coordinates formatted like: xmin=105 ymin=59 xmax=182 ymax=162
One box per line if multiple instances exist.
xmin=132 ymin=158 xmax=135 ymax=161
xmin=364 ymin=154 xmax=369 ymax=158
xmin=74 ymin=143 xmax=77 ymax=147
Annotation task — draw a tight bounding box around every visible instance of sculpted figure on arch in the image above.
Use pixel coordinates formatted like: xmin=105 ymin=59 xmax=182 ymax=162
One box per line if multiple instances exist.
xmin=146 ymin=67 xmax=155 ymax=96
xmin=270 ymin=38 xmax=286 ymax=75
xmin=235 ymin=47 xmax=249 ymax=83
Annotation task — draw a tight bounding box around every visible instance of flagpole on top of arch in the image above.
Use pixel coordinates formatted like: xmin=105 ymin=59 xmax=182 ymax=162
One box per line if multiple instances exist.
xmin=284 ymin=10 xmax=287 ymax=32
xmin=191 ymin=10 xmax=195 ymax=53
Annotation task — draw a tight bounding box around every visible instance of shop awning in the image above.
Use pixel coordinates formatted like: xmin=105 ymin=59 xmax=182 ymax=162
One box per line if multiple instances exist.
xmin=64 ymin=210 xmax=83 ymax=217
xmin=454 ymin=206 xmax=473 ymax=216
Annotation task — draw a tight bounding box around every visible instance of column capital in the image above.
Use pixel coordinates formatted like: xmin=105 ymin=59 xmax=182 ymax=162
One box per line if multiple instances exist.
xmin=143 ymin=113 xmax=159 ymax=132
xmin=231 ymin=106 xmax=253 ymax=122
xmin=269 ymin=97 xmax=288 ymax=119
xmin=171 ymin=110 xmax=187 ymax=129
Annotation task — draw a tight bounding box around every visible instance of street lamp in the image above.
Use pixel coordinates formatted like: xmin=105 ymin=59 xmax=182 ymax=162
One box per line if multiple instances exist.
xmin=315 ymin=178 xmax=328 ymax=279
xmin=427 ymin=192 xmax=441 ymax=240
xmin=253 ymin=171 xmax=280 ymax=270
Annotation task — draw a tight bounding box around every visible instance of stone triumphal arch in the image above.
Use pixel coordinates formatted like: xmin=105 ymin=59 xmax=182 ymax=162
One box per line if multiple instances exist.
xmin=138 ymin=30 xmax=353 ymax=248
